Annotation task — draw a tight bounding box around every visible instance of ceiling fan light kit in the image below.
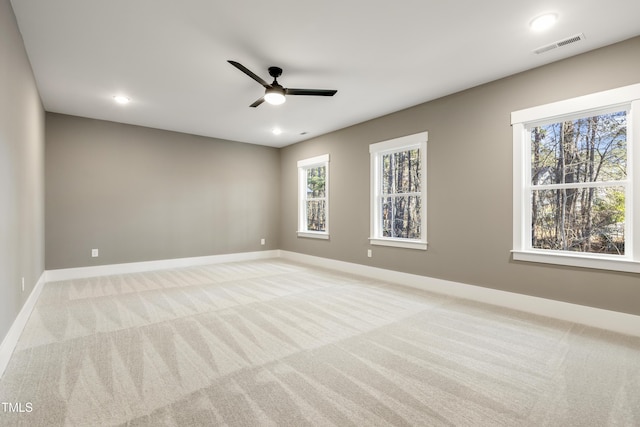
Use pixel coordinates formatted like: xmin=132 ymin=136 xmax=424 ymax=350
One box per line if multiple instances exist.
xmin=264 ymin=87 xmax=286 ymax=105
xmin=228 ymin=60 xmax=337 ymax=108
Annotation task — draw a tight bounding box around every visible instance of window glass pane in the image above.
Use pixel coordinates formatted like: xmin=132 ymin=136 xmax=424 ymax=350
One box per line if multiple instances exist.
xmin=306 ymin=200 xmax=326 ymax=232
xmin=382 ymin=197 xmax=392 ymax=237
xmin=407 ymin=195 xmax=422 ymax=238
xmin=382 ymin=154 xmax=393 ymax=194
xmin=408 ymin=149 xmax=421 ymax=193
xmin=393 ymin=195 xmax=421 ymax=239
xmin=396 ymin=151 xmax=410 ymax=193
xmin=306 ymin=166 xmax=326 ymax=198
xmin=531 ymin=186 xmax=625 ymax=255
xmin=382 ymin=149 xmax=421 ymax=194
xmin=381 ymin=196 xmax=422 ymax=239
xmin=531 ymin=111 xmax=627 ymax=185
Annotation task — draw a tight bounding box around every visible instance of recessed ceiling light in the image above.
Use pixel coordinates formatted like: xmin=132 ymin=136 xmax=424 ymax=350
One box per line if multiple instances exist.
xmin=272 ymin=127 xmax=282 ymax=135
xmin=530 ymin=13 xmax=557 ymax=32
xmin=113 ymin=95 xmax=131 ymax=105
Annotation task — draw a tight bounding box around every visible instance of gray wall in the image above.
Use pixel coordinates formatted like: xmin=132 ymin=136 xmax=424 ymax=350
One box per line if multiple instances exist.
xmin=0 ymin=0 xmax=45 ymax=341
xmin=46 ymin=114 xmax=280 ymax=269
xmin=280 ymin=36 xmax=640 ymax=316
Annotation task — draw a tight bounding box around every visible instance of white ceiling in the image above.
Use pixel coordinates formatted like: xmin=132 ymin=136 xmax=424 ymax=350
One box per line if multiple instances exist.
xmin=10 ymin=0 xmax=640 ymax=148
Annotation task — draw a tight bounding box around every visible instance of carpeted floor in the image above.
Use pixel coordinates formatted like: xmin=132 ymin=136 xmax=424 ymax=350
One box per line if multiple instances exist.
xmin=0 ymin=258 xmax=639 ymax=426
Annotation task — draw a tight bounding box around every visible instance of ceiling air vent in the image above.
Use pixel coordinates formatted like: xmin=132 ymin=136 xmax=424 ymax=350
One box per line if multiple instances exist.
xmin=533 ymin=33 xmax=585 ymax=54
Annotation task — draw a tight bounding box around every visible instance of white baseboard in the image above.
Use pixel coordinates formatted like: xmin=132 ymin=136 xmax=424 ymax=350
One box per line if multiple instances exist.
xmin=2 ymin=248 xmax=637 ymax=381
xmin=279 ymin=250 xmax=640 ymax=338
xmin=0 ymin=271 xmax=47 ymax=379
xmin=0 ymin=250 xmax=279 ymax=379
xmin=45 ymin=250 xmax=280 ymax=282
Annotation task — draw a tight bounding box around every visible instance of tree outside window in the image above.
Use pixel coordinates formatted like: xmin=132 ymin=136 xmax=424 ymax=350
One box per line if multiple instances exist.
xmin=381 ymin=148 xmax=422 ymax=239
xmin=297 ymin=155 xmax=329 ymax=239
xmin=511 ymin=83 xmax=640 ymax=273
xmin=305 ymin=165 xmax=327 ymax=232
xmin=370 ymin=132 xmax=427 ymax=250
xmin=530 ymin=112 xmax=627 ymax=255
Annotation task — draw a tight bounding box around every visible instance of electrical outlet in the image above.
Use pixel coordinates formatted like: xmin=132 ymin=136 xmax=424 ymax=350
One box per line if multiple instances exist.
xmin=21 ymin=277 xmax=25 ymax=292
xmin=367 ymin=249 xmax=372 ymax=258
xmin=91 ymin=248 xmax=99 ymax=258
xmin=260 ymin=238 xmax=266 ymax=245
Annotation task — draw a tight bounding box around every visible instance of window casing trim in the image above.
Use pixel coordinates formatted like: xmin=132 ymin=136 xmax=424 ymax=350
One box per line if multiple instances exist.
xmin=511 ymin=83 xmax=640 ymax=272
xmin=369 ymin=132 xmax=428 ymax=250
xmin=510 ymin=249 xmax=640 ymax=274
xmin=511 ymin=84 xmax=640 ymax=124
xmin=369 ymin=237 xmax=427 ymax=250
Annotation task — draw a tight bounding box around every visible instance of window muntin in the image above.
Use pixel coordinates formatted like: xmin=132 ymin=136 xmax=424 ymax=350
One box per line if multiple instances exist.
xmin=297 ymin=155 xmax=329 ymax=239
xmin=370 ymin=132 xmax=427 ymax=250
xmin=511 ymin=83 xmax=640 ymax=273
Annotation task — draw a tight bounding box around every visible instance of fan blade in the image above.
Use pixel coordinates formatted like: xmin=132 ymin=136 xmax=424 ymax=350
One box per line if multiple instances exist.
xmin=228 ymin=60 xmax=270 ymax=88
xmin=250 ymin=97 xmax=265 ymax=108
xmin=285 ymin=88 xmax=337 ymax=96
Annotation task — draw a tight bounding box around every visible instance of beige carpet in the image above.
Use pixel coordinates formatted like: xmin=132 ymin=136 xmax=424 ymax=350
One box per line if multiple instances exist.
xmin=0 ymin=258 xmax=639 ymax=426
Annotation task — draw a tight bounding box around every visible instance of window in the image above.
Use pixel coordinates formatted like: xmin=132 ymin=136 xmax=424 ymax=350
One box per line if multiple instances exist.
xmin=370 ymin=132 xmax=427 ymax=250
xmin=511 ymin=83 xmax=640 ymax=273
xmin=297 ymin=154 xmax=329 ymax=239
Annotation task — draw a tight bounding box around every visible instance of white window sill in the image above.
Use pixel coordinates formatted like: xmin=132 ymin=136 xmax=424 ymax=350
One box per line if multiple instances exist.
xmin=369 ymin=238 xmax=427 ymax=250
xmin=511 ymin=250 xmax=640 ymax=274
xmin=297 ymin=231 xmax=330 ymax=240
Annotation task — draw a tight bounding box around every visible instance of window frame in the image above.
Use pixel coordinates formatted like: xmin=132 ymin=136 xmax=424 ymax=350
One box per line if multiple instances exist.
xmin=297 ymin=154 xmax=330 ymax=239
xmin=511 ymin=83 xmax=640 ymax=273
xmin=369 ymin=131 xmax=428 ymax=250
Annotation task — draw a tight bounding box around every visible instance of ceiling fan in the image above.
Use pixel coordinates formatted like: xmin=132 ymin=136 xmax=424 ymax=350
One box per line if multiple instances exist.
xmin=228 ymin=60 xmax=338 ymax=107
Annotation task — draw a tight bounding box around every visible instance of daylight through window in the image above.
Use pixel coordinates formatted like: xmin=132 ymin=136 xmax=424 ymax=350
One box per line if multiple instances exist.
xmin=511 ymin=83 xmax=640 ymax=273
xmin=530 ymin=111 xmax=627 ymax=255
xmin=297 ymin=154 xmax=329 ymax=239
xmin=370 ymin=132 xmax=427 ymax=250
